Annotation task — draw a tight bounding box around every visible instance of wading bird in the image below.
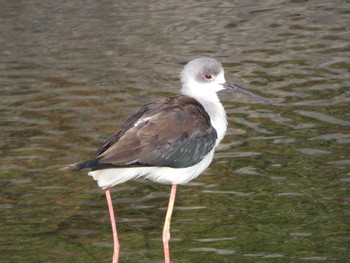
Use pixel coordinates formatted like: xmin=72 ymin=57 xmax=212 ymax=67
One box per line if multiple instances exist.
xmin=66 ymin=57 xmax=269 ymax=263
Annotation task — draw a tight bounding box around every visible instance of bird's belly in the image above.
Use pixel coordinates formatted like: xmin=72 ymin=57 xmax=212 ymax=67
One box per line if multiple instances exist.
xmin=88 ymin=149 xmax=215 ymax=189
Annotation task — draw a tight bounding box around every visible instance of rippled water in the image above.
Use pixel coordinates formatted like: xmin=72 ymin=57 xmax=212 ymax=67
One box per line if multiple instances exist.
xmin=1 ymin=0 xmax=349 ymax=262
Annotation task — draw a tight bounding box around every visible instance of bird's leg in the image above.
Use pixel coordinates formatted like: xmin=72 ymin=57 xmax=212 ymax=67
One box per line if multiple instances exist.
xmin=163 ymin=184 xmax=177 ymax=263
xmin=105 ymin=188 xmax=120 ymax=263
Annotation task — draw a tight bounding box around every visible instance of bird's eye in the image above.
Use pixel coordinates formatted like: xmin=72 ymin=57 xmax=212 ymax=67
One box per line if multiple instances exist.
xmin=203 ymin=74 xmax=212 ymax=80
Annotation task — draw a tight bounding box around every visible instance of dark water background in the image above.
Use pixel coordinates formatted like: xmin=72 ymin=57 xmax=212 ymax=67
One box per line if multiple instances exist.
xmin=1 ymin=0 xmax=350 ymax=262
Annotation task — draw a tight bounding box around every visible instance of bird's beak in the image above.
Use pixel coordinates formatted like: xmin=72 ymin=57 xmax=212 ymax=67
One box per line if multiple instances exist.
xmin=222 ymin=82 xmax=271 ymax=102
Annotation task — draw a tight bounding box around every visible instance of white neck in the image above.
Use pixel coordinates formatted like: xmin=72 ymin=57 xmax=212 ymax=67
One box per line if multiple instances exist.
xmin=181 ymin=83 xmax=227 ymax=147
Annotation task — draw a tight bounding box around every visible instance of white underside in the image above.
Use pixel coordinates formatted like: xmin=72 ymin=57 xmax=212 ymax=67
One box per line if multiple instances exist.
xmin=89 ymin=149 xmax=215 ymax=189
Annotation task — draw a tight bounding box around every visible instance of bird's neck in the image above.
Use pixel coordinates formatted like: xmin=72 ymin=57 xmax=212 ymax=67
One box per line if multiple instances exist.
xmin=198 ymin=95 xmax=227 ymax=146
xmin=181 ymin=86 xmax=227 ymax=146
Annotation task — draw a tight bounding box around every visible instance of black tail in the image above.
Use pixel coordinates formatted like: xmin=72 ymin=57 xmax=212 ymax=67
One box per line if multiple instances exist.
xmin=62 ymin=158 xmax=103 ymax=171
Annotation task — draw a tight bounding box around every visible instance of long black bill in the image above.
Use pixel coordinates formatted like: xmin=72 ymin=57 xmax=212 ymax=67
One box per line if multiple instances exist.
xmin=222 ymin=82 xmax=271 ymax=102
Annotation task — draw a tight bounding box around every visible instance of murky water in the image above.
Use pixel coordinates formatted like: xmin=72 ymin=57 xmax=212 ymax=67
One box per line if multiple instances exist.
xmin=1 ymin=0 xmax=349 ymax=262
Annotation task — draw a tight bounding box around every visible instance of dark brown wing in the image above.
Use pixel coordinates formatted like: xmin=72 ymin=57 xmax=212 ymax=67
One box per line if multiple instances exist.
xmin=73 ymin=95 xmax=217 ymax=170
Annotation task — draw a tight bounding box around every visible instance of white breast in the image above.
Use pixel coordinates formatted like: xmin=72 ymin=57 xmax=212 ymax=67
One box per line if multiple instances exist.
xmin=88 ymin=148 xmax=215 ymax=189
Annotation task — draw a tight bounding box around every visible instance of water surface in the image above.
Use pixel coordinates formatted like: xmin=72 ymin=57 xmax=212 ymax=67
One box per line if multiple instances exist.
xmin=1 ymin=0 xmax=349 ymax=262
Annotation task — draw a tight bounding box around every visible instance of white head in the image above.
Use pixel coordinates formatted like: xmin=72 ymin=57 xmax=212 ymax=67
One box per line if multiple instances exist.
xmin=180 ymin=57 xmax=270 ymax=102
xmin=180 ymin=57 xmax=226 ymax=99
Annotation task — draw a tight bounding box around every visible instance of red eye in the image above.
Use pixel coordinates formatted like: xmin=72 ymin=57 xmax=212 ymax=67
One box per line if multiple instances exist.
xmin=203 ymin=74 xmax=212 ymax=80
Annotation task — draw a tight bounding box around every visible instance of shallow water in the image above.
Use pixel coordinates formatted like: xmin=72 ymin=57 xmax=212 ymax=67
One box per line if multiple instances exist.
xmin=1 ymin=0 xmax=350 ymax=262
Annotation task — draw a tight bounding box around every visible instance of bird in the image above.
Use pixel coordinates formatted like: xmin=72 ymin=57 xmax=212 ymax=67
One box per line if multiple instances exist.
xmin=65 ymin=57 xmax=270 ymax=263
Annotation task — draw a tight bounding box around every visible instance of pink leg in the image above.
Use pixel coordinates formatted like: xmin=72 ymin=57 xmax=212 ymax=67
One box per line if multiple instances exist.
xmin=163 ymin=184 xmax=177 ymax=263
xmin=105 ymin=188 xmax=120 ymax=263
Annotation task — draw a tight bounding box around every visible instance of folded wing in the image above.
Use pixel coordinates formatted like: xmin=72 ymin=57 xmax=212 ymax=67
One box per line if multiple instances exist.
xmin=72 ymin=96 xmax=217 ymax=170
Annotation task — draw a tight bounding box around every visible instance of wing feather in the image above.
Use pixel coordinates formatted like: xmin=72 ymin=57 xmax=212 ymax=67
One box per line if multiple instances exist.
xmin=73 ymin=96 xmax=217 ymax=170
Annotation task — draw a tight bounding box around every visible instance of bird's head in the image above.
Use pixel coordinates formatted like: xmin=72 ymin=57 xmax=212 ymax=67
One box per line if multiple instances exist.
xmin=180 ymin=57 xmax=270 ymax=102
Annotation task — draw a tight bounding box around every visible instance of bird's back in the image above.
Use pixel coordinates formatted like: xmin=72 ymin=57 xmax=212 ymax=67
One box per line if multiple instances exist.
xmin=69 ymin=95 xmax=217 ymax=171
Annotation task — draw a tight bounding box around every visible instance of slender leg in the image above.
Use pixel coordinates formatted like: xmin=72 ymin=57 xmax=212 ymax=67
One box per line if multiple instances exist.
xmin=163 ymin=184 xmax=177 ymax=263
xmin=105 ymin=188 xmax=120 ymax=263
